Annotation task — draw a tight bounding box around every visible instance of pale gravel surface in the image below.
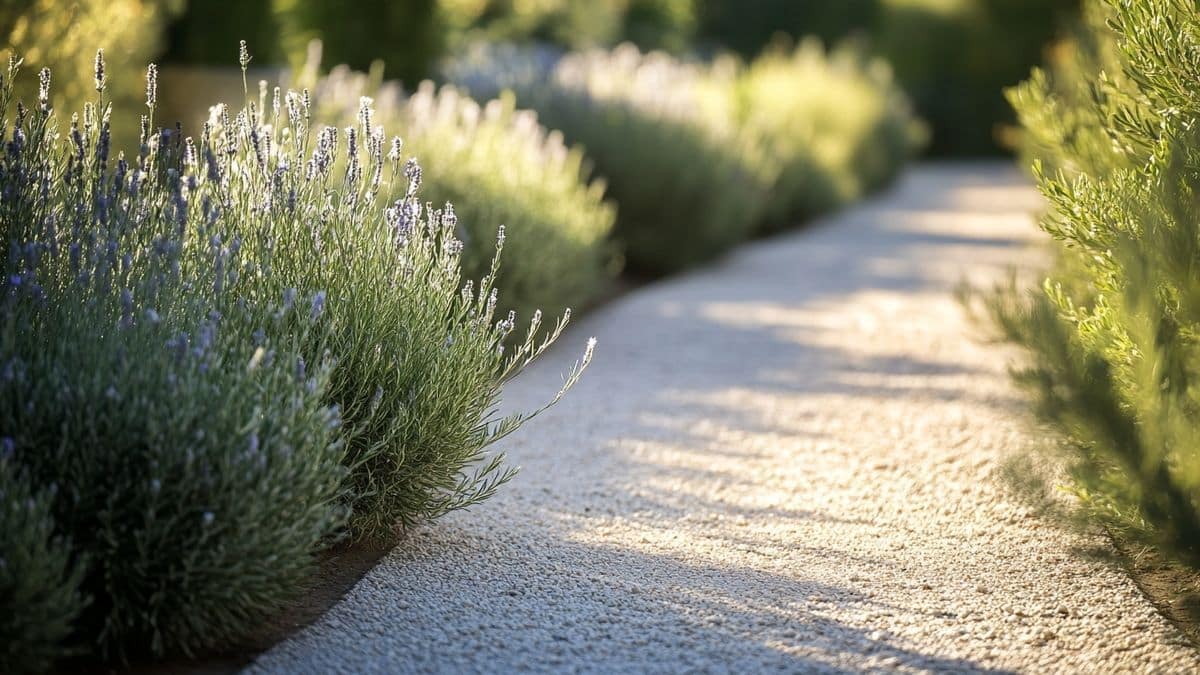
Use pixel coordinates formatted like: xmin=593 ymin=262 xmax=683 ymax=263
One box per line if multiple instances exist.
xmin=249 ymin=164 xmax=1200 ymax=674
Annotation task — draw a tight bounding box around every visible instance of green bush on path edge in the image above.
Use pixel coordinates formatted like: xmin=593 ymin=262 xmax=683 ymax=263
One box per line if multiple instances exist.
xmin=0 ymin=48 xmax=592 ymax=671
xmin=985 ymin=0 xmax=1200 ymax=570
xmin=442 ymin=39 xmax=924 ymax=275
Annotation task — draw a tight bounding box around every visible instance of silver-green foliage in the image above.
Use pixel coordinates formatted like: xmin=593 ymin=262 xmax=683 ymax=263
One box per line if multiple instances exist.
xmin=0 ymin=45 xmax=592 ymax=664
xmin=0 ymin=55 xmax=348 ymax=660
xmin=994 ymin=0 xmax=1200 ymax=566
xmin=194 ymin=66 xmax=593 ymax=538
xmin=0 ymin=462 xmax=87 ymax=675
xmin=309 ymin=65 xmax=616 ymax=322
xmin=447 ymin=42 xmax=768 ymax=274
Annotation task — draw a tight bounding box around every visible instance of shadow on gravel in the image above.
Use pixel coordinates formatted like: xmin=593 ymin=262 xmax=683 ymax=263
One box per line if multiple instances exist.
xmin=562 ymin=173 xmax=1038 ymax=449
xmin=340 ymin=525 xmax=1019 ymax=674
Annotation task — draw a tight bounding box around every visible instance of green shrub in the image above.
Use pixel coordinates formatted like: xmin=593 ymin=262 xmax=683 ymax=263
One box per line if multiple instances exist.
xmin=1 ymin=46 xmax=591 ymax=664
xmin=0 ymin=462 xmax=87 ymax=674
xmin=447 ymin=0 xmax=696 ymax=54
xmin=0 ymin=55 xmax=349 ymax=660
xmin=448 ymin=43 xmax=766 ymax=274
xmin=620 ymin=0 xmax=696 ymax=53
xmin=274 ymin=0 xmax=443 ymax=85
xmin=730 ymin=39 xmax=925 ymax=228
xmin=306 ymin=64 xmax=616 ymax=323
xmin=989 ymin=0 xmax=1200 ymax=567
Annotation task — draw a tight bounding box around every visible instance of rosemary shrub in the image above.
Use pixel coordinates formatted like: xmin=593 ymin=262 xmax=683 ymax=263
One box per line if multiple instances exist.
xmin=990 ymin=0 xmax=1200 ymax=567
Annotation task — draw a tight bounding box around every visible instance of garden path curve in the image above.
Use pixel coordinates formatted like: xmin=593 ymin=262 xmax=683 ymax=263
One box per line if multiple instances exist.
xmin=249 ymin=163 xmax=1200 ymax=674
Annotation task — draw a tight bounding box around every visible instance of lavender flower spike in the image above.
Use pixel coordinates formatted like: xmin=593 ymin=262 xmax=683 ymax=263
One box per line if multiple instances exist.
xmin=37 ymin=67 xmax=50 ymax=111
xmin=310 ymin=290 xmax=326 ymax=321
xmin=145 ymin=63 xmax=158 ymax=109
xmin=94 ymin=49 xmax=106 ymax=92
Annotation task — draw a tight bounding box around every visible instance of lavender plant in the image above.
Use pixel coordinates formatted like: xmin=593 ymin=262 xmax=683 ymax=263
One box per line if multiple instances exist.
xmin=0 ymin=55 xmax=348 ymax=661
xmin=199 ymin=48 xmax=593 ymax=537
xmin=0 ymin=461 xmax=87 ymax=675
xmin=446 ymin=42 xmax=768 ymax=274
xmin=305 ymin=61 xmax=616 ymax=324
xmin=0 ymin=45 xmax=592 ymax=664
xmin=730 ymin=39 xmax=925 ymax=228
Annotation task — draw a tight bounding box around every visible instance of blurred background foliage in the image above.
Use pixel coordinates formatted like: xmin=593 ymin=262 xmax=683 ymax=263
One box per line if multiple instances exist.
xmin=1 ymin=0 xmax=179 ymax=147
xmin=696 ymin=0 xmax=880 ymax=55
xmin=2 ymin=0 xmax=1079 ymax=156
xmin=873 ymin=0 xmax=1079 ymax=155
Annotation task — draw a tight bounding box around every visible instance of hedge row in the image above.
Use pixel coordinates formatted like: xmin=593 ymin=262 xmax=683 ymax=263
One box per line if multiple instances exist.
xmin=445 ymin=40 xmax=924 ymax=274
xmin=2 ymin=27 xmax=924 ymax=675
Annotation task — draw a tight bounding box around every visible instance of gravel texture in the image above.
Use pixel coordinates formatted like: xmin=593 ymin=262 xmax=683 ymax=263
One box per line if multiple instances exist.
xmin=249 ymin=164 xmax=1200 ymax=674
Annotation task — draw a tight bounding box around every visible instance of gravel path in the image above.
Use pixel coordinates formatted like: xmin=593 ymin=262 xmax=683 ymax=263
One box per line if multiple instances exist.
xmin=249 ymin=164 xmax=1199 ymax=674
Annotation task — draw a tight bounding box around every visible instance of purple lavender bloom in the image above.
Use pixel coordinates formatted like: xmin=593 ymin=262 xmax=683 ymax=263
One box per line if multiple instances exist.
xmin=205 ymin=149 xmax=221 ymax=183
xmin=94 ymin=49 xmax=105 ymax=92
xmin=120 ymin=288 xmax=133 ymax=328
xmin=167 ymin=331 xmax=189 ymax=361
xmin=196 ymin=322 xmax=216 ymax=355
xmin=310 ymin=290 xmax=326 ymax=321
xmin=403 ymin=158 xmax=422 ymax=194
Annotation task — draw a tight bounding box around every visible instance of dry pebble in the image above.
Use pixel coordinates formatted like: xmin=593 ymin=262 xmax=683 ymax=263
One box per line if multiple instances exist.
xmin=249 ymin=164 xmax=1200 ymax=674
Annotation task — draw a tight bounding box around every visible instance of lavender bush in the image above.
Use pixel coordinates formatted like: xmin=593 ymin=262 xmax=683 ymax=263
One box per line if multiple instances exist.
xmin=305 ymin=60 xmax=616 ymax=323
xmin=0 ymin=461 xmax=87 ymax=675
xmin=0 ymin=54 xmax=348 ymax=661
xmin=0 ymin=45 xmax=592 ymax=665
xmin=445 ymin=40 xmax=924 ymax=266
xmin=730 ymin=39 xmax=925 ymax=228
xmin=202 ymin=51 xmax=594 ymax=536
xmin=445 ymin=42 xmax=768 ymax=274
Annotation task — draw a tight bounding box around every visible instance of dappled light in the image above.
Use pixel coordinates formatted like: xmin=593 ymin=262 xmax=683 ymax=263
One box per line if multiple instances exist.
xmin=6 ymin=1 xmax=1200 ymax=673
